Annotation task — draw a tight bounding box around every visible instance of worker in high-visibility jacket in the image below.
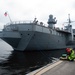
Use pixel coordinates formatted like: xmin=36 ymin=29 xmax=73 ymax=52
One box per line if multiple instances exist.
xmin=66 ymin=48 xmax=75 ymax=61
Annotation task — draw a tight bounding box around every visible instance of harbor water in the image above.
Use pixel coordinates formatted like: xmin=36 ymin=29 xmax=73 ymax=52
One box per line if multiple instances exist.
xmin=0 ymin=39 xmax=66 ymax=75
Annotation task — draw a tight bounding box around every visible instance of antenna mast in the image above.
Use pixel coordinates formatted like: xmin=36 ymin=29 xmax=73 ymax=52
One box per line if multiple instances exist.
xmin=68 ymin=14 xmax=71 ymax=25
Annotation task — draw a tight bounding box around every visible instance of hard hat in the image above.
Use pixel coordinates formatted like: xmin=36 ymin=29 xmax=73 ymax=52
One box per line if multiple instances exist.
xmin=66 ymin=48 xmax=71 ymax=53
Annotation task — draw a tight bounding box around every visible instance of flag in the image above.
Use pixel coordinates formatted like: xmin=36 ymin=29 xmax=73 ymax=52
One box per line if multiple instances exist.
xmin=4 ymin=12 xmax=7 ymax=16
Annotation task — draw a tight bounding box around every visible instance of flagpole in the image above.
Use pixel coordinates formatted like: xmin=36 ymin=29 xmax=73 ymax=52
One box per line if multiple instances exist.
xmin=4 ymin=12 xmax=12 ymax=23
xmin=7 ymin=12 xmax=12 ymax=23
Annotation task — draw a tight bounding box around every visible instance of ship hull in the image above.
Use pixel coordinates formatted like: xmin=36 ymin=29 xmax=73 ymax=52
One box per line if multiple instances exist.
xmin=2 ymin=38 xmax=21 ymax=48
xmin=1 ymin=31 xmax=68 ymax=51
xmin=24 ymin=31 xmax=67 ymax=51
xmin=0 ymin=31 xmax=73 ymax=51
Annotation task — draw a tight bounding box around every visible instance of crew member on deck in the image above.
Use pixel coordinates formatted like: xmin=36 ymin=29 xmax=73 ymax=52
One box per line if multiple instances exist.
xmin=33 ymin=18 xmax=38 ymax=24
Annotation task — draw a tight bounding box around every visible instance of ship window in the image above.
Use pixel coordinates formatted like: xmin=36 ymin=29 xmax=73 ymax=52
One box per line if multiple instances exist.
xmin=21 ymin=34 xmax=22 ymax=35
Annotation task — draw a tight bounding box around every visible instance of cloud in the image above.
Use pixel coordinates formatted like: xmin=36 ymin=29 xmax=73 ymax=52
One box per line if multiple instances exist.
xmin=0 ymin=0 xmax=75 ymax=29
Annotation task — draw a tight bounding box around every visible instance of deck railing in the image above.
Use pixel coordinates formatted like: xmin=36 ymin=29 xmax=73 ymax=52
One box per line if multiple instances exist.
xmin=5 ymin=20 xmax=46 ymax=27
xmin=6 ymin=20 xmax=34 ymax=25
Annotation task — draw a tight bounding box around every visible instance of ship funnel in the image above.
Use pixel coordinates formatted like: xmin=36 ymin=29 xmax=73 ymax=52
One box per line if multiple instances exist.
xmin=47 ymin=15 xmax=57 ymax=28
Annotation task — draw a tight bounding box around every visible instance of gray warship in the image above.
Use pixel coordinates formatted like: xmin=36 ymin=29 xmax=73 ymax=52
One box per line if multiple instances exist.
xmin=0 ymin=14 xmax=75 ymax=51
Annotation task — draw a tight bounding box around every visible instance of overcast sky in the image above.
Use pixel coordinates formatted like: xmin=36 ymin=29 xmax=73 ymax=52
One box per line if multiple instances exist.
xmin=0 ymin=0 xmax=75 ymax=29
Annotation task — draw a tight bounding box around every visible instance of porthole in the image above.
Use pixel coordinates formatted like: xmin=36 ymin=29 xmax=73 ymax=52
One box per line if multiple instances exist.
xmin=28 ymin=34 xmax=29 ymax=35
xmin=21 ymin=34 xmax=22 ymax=35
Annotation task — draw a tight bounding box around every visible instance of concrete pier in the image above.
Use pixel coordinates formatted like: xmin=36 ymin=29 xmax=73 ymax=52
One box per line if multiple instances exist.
xmin=27 ymin=60 xmax=75 ymax=75
xmin=42 ymin=61 xmax=75 ymax=75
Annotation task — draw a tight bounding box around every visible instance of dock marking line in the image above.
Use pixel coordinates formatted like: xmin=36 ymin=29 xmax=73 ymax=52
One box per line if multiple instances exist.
xmin=26 ymin=60 xmax=63 ymax=75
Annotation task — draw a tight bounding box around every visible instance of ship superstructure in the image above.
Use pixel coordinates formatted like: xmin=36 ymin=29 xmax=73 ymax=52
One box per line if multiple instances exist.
xmin=0 ymin=14 xmax=75 ymax=51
